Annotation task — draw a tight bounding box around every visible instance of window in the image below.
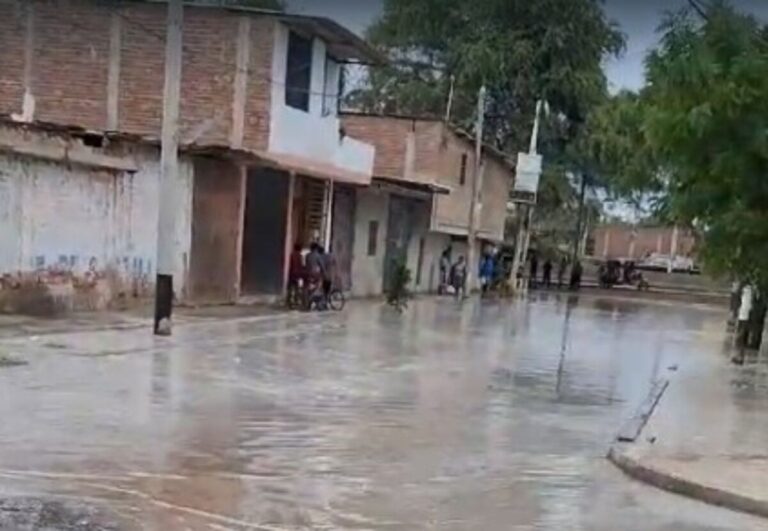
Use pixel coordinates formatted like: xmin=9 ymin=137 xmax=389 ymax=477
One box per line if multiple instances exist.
xmin=459 ymin=153 xmax=468 ymax=185
xmin=322 ymin=56 xmax=340 ymax=117
xmin=367 ymin=221 xmax=379 ymax=256
xmin=285 ymin=31 xmax=313 ymax=111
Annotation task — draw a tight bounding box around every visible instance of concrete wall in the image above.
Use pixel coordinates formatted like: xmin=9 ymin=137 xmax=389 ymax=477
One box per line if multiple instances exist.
xmin=0 ymin=127 xmax=193 ymax=314
xmin=350 ymin=187 xmax=389 ymax=297
xmin=268 ymin=23 xmax=374 ymax=180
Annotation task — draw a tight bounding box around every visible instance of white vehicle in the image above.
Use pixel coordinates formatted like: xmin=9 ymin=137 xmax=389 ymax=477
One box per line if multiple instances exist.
xmin=638 ymin=253 xmax=698 ymax=273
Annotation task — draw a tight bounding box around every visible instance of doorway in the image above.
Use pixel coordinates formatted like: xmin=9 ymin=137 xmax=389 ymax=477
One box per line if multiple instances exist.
xmin=240 ymin=168 xmax=289 ymax=295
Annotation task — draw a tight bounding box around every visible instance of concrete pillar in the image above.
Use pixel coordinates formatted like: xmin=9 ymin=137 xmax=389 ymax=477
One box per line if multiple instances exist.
xmin=13 ymin=1 xmax=35 ymax=122
xmin=282 ymin=172 xmax=296 ymax=294
xmin=154 ymin=0 xmax=184 ymax=335
xmin=230 ymin=16 xmax=251 ymax=148
xmin=602 ymin=229 xmax=611 ymax=258
xmin=106 ymin=11 xmax=122 ymax=130
xmin=668 ymin=225 xmax=679 ymax=273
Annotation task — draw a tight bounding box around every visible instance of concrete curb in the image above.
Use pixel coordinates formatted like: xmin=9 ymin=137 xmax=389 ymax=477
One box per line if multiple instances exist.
xmin=607 ymin=446 xmax=768 ymax=519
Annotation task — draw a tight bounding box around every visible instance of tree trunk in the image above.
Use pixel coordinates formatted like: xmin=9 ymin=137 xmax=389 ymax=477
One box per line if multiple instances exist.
xmin=747 ymin=294 xmax=767 ymax=351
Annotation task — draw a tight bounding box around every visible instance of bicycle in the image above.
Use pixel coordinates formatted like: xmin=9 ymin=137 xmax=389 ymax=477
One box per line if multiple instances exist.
xmin=306 ymin=280 xmax=345 ymax=312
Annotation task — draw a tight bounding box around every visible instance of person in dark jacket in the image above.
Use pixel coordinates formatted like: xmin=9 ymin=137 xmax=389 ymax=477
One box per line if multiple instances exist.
xmin=569 ymin=260 xmax=583 ymax=290
xmin=542 ymin=259 xmax=553 ymax=289
xmin=529 ymin=253 xmax=539 ymax=288
xmin=557 ymin=256 xmax=568 ymax=289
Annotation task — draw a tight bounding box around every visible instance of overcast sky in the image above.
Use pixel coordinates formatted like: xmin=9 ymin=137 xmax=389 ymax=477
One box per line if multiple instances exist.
xmin=287 ymin=0 xmax=768 ymax=93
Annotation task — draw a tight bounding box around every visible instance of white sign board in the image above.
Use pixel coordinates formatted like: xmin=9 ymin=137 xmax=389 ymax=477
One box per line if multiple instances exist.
xmin=514 ymin=152 xmax=543 ymax=193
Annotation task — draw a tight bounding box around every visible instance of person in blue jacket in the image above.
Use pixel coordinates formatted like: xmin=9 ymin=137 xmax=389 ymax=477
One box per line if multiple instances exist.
xmin=479 ymin=253 xmax=496 ymax=295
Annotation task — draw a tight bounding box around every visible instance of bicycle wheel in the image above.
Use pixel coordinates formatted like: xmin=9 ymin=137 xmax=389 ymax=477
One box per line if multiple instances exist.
xmin=328 ymin=289 xmax=345 ymax=311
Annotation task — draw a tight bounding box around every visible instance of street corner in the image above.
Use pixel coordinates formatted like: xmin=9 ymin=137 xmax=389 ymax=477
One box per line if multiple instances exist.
xmin=608 ymin=441 xmax=768 ymax=520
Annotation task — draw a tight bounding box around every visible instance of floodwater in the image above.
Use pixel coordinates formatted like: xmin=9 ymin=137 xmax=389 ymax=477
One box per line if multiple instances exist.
xmin=0 ymin=294 xmax=765 ymax=530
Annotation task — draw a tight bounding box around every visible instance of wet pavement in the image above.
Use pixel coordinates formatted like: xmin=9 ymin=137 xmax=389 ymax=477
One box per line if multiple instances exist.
xmin=0 ymin=294 xmax=766 ymax=530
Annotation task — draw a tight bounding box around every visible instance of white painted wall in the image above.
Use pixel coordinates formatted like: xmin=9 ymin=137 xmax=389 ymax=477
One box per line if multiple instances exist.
xmin=0 ymin=147 xmax=193 ymax=299
xmin=350 ymin=187 xmax=389 ymax=297
xmin=268 ymin=23 xmax=374 ymax=180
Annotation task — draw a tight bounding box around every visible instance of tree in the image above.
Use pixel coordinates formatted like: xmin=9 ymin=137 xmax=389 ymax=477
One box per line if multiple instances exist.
xmin=347 ymin=0 xmax=624 ymax=155
xmin=586 ymin=2 xmax=768 ymax=348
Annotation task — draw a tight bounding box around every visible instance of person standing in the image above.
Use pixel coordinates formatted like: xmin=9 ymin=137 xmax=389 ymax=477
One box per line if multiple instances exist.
xmin=529 ymin=253 xmax=539 ymax=289
xmin=287 ymin=243 xmax=305 ymax=307
xmin=451 ymin=256 xmax=467 ymax=300
xmin=321 ymin=246 xmax=337 ymax=300
xmin=569 ymin=260 xmax=583 ymax=290
xmin=557 ymin=256 xmax=568 ymax=289
xmin=542 ymin=259 xmax=553 ymax=289
xmin=479 ymin=253 xmax=495 ymax=295
xmin=734 ymin=283 xmax=753 ymax=363
xmin=439 ymin=246 xmax=452 ymax=294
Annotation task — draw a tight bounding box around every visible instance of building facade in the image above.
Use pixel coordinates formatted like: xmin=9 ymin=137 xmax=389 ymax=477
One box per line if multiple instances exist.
xmin=0 ymin=0 xmax=379 ymax=312
xmin=341 ymin=114 xmax=513 ymax=296
xmin=591 ymin=224 xmax=696 ymax=261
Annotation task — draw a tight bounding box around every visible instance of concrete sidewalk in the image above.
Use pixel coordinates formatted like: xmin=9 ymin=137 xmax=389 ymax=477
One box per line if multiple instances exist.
xmin=609 ymin=327 xmax=768 ymax=519
xmin=0 ymin=303 xmax=287 ymax=340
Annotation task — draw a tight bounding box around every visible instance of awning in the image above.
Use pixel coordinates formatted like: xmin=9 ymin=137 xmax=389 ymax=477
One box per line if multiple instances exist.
xmin=372 ymin=176 xmax=451 ymax=198
xmin=256 ymin=151 xmax=372 ymax=186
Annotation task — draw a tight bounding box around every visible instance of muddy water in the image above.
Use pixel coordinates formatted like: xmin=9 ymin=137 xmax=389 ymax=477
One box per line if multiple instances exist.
xmin=0 ymin=294 xmax=765 ymax=530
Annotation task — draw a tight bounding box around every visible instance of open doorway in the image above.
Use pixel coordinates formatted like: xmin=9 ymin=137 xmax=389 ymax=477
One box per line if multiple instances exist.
xmin=240 ymin=168 xmax=289 ymax=296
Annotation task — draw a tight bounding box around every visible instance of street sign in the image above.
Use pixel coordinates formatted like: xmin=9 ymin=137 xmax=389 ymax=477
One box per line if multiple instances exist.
xmin=514 ymin=152 xmax=542 ymax=194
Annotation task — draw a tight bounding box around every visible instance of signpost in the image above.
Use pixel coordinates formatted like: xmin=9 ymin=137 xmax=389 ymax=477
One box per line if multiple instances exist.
xmin=510 ymin=101 xmax=545 ymax=291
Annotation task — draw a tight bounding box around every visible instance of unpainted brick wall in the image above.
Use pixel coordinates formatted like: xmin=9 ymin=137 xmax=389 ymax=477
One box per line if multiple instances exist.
xmin=0 ymin=0 xmax=274 ymax=152
xmin=340 ymin=114 xmax=511 ymax=239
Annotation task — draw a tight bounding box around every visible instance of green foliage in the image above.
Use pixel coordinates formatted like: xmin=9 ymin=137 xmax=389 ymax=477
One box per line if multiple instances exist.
xmin=347 ymin=0 xmax=624 ymax=154
xmin=584 ymin=2 xmax=768 ymax=285
xmin=386 ymin=260 xmax=412 ymax=312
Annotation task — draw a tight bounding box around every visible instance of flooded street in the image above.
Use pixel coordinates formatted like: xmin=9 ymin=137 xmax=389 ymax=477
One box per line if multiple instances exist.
xmin=0 ymin=294 xmax=765 ymax=530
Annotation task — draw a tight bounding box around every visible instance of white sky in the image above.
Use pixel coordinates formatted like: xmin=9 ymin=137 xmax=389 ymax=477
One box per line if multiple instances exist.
xmin=287 ymin=0 xmax=768 ymax=93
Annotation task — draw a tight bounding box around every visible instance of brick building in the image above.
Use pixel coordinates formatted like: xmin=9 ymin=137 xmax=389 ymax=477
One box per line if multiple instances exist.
xmin=0 ymin=0 xmax=379 ymax=311
xmin=341 ymin=113 xmax=513 ymax=296
xmin=591 ymin=224 xmax=696 ymax=261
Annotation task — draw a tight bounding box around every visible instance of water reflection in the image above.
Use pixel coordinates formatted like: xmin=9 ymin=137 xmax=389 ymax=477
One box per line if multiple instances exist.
xmin=0 ymin=296 xmax=759 ymax=530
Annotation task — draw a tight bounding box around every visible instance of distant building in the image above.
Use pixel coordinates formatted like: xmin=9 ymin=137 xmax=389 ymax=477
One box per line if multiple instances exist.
xmin=591 ymin=224 xmax=696 ymax=261
xmin=341 ymin=113 xmax=512 ymax=296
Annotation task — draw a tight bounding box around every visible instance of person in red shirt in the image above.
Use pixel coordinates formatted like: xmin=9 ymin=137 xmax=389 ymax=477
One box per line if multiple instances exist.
xmin=287 ymin=243 xmax=305 ymax=308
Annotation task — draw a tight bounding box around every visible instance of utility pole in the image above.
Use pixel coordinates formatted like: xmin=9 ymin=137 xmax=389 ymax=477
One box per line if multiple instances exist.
xmin=571 ymin=172 xmax=588 ymax=264
xmin=510 ymin=100 xmax=545 ymax=291
xmin=466 ymin=85 xmax=486 ymax=294
xmin=154 ymin=0 xmax=183 ymax=336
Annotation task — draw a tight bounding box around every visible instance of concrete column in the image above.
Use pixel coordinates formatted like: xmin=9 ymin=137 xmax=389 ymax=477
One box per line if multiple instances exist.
xmin=154 ymin=0 xmax=184 ymax=335
xmin=106 ymin=11 xmax=122 ymax=131
xmin=282 ymin=172 xmax=296 ymax=294
xmin=668 ymin=225 xmax=679 ymax=273
xmin=233 ymin=165 xmax=248 ymax=299
xmin=230 ymin=16 xmax=251 ymax=148
xmin=324 ymin=179 xmax=334 ymax=250
xmin=13 ymin=1 xmax=35 ymax=122
xmin=602 ymin=229 xmax=611 ymax=258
